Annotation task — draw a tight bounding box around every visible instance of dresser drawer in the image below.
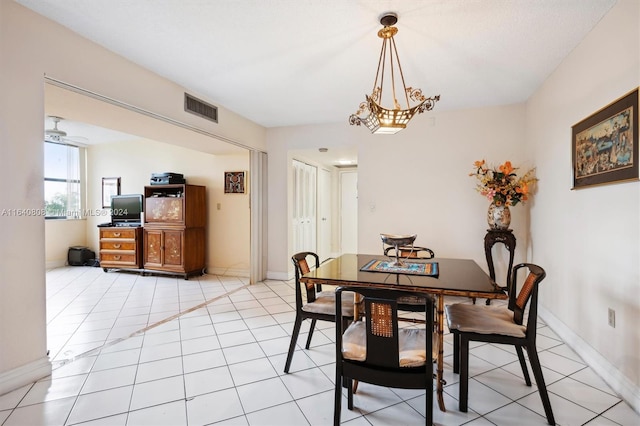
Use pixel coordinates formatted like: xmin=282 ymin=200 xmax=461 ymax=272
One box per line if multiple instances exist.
xmin=100 ymin=241 xmax=137 ymax=250
xmin=100 ymin=229 xmax=137 ymax=239
xmin=100 ymin=252 xmax=137 ymax=265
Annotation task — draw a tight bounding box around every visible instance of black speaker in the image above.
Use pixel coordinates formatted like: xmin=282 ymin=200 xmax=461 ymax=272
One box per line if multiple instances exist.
xmin=68 ymin=246 xmax=95 ymax=266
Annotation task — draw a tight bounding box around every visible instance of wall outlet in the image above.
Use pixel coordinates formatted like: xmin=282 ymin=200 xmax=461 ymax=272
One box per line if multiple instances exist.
xmin=608 ymin=308 xmax=616 ymax=328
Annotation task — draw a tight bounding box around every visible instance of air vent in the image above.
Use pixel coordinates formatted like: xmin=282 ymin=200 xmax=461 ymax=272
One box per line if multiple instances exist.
xmin=184 ymin=93 xmax=218 ymax=123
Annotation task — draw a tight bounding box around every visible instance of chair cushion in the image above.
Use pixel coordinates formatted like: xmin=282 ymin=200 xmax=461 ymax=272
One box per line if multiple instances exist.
xmin=341 ymin=321 xmax=438 ymax=367
xmin=445 ymin=303 xmax=526 ymax=338
xmin=302 ymin=291 xmax=355 ymax=316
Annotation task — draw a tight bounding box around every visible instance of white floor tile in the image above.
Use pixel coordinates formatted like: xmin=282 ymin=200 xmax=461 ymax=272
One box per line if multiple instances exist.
xmin=66 ymin=385 xmax=133 ymax=424
xmin=126 ymin=400 xmax=187 ymax=426
xmin=229 ymin=358 xmax=278 ymax=386
xmin=33 ymin=268 xmax=632 ymax=426
xmin=184 ymin=366 xmax=235 ymax=397
xmin=2 ymin=396 xmax=75 ymax=426
xmin=135 ymin=356 xmax=184 ymax=383
xmin=601 ymin=401 xmax=640 ymax=425
xmin=548 ymin=376 xmax=621 ymax=414
xmin=222 ymin=342 xmax=266 ymax=365
xmin=19 ymin=375 xmax=87 ymax=406
xmin=484 ymin=401 xmax=551 ymax=425
xmin=130 ymin=375 xmax=185 ymax=411
xmin=80 ymin=364 xmax=137 ymax=394
xmin=236 ymin=377 xmax=293 ymax=414
xmin=0 ymin=384 xmax=32 ymax=411
xmin=183 ymin=348 xmax=227 ymax=373
xmin=280 ymin=367 xmax=333 ymax=399
xmin=186 ymin=388 xmax=245 ymax=425
xmin=364 ymin=401 xmax=425 ymax=425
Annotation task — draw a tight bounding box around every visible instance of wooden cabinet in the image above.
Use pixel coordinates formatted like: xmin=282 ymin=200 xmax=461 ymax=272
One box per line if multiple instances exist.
xmin=99 ymin=227 xmax=143 ymax=270
xmin=143 ymin=184 xmax=206 ymax=279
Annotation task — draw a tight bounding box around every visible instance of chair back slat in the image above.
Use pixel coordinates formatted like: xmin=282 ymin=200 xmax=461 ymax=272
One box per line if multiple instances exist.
xmin=292 ymin=252 xmax=320 ymax=305
xmin=365 ymin=298 xmax=400 ymax=367
xmin=508 ymin=263 xmax=546 ymax=327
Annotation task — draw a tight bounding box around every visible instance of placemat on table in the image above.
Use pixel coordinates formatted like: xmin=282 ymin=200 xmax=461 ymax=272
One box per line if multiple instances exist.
xmin=360 ymin=259 xmax=439 ymax=276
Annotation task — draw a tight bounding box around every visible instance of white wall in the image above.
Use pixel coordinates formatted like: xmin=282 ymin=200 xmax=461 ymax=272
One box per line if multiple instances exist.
xmin=267 ymin=104 xmax=529 ymax=282
xmin=527 ymin=0 xmax=639 ymax=409
xmin=82 ymin=139 xmax=251 ymax=276
xmin=0 ymin=0 xmax=264 ymax=394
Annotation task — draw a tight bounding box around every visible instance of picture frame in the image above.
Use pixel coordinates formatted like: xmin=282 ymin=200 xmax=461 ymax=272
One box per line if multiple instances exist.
xmin=572 ymin=88 xmax=638 ymax=189
xmin=102 ymin=177 xmax=121 ymax=208
xmin=224 ymin=171 xmax=246 ymax=194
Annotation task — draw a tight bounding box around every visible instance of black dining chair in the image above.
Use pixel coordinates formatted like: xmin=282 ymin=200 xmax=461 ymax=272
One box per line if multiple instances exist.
xmin=334 ymin=286 xmax=436 ymax=426
xmin=284 ymin=252 xmax=355 ymax=374
xmin=383 ymin=245 xmax=437 ymax=320
xmin=445 ymin=263 xmax=555 ymax=425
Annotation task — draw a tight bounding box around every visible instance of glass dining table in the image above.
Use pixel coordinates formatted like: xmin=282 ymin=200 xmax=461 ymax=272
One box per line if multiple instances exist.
xmin=299 ymin=253 xmax=507 ymax=412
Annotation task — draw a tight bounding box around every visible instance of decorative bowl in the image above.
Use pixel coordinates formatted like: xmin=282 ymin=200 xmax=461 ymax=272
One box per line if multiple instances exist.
xmin=380 ymin=234 xmax=417 ymax=267
xmin=380 ymin=233 xmax=417 ymax=247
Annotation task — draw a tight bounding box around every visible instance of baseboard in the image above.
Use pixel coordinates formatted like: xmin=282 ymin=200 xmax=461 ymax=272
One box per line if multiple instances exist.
xmin=266 ymin=270 xmax=290 ymax=281
xmin=46 ymin=259 xmax=66 ymax=269
xmin=0 ymin=357 xmax=52 ymax=396
xmin=539 ymin=305 xmax=640 ymax=414
xmin=206 ymin=266 xmax=249 ymax=278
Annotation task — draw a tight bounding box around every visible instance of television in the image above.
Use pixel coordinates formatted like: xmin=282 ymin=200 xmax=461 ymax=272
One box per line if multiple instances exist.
xmin=111 ymin=194 xmax=143 ymax=225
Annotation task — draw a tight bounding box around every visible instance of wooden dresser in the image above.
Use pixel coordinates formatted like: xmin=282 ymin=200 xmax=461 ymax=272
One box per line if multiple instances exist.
xmin=143 ymin=184 xmax=206 ymax=279
xmin=99 ymin=227 xmax=143 ymax=271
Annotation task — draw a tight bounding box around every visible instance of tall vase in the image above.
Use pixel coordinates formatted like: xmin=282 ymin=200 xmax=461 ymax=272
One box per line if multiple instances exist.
xmin=487 ymin=202 xmax=511 ymax=230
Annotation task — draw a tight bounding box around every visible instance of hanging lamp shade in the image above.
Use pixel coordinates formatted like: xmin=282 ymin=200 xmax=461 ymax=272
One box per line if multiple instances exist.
xmin=349 ymin=13 xmax=440 ymax=134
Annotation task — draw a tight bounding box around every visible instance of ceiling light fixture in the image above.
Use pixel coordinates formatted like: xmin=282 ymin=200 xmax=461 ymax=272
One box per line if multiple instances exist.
xmin=349 ymin=13 xmax=440 ymax=135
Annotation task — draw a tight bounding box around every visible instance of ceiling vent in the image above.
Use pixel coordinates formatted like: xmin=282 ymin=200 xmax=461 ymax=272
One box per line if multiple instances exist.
xmin=184 ymin=93 xmax=218 ymax=123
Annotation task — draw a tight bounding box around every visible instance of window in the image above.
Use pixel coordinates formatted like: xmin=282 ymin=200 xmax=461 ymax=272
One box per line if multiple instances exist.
xmin=44 ymin=141 xmax=83 ymax=219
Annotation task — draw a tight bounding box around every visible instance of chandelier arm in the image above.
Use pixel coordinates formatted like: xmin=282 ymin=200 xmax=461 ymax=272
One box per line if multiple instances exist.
xmin=390 ymin=37 xmax=411 ymax=109
xmin=373 ymin=38 xmax=386 ymax=99
xmin=379 ymin=39 xmax=389 ymax=103
xmin=389 ymin=38 xmax=399 ymax=109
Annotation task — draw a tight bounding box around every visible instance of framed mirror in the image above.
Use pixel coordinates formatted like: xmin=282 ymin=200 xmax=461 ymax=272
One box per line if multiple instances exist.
xmin=102 ymin=177 xmax=121 ymax=208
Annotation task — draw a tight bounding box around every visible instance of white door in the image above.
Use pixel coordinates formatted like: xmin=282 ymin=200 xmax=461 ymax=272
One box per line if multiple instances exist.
xmin=317 ymin=168 xmax=331 ymax=261
xmin=340 ymin=171 xmax=358 ymax=254
xmin=292 ymin=160 xmax=317 ymax=254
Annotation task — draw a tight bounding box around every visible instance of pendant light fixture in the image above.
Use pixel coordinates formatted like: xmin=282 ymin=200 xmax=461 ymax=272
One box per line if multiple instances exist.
xmin=349 ymin=13 xmax=440 ymax=134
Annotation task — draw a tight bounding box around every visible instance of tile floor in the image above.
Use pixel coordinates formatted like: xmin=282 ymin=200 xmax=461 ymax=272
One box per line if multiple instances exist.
xmin=0 ymin=266 xmax=638 ymax=425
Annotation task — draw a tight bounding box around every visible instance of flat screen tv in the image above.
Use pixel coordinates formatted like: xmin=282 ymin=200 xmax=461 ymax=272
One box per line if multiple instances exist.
xmin=111 ymin=194 xmax=143 ymax=225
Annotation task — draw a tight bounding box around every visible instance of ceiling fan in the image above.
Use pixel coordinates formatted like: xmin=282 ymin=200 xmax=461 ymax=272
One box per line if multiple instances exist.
xmin=45 ymin=116 xmax=88 ymax=144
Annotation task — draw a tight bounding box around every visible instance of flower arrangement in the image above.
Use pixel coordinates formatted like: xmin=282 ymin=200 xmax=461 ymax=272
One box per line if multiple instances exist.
xmin=470 ymin=160 xmax=537 ymax=206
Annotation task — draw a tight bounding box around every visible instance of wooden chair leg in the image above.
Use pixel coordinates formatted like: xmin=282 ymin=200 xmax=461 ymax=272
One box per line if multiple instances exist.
xmin=516 ymin=345 xmax=532 ymax=386
xmin=459 ymin=336 xmax=470 ymax=412
xmin=305 ymin=318 xmax=317 ymax=349
xmin=527 ymin=346 xmax=556 ymax=425
xmin=284 ymin=315 xmax=303 ymax=373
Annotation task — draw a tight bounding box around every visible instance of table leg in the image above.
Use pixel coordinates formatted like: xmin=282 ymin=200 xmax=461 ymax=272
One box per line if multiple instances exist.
xmin=437 ymin=295 xmax=446 ymax=412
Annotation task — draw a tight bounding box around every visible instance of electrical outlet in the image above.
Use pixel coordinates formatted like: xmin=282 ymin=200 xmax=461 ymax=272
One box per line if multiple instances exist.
xmin=608 ymin=308 xmax=615 ymax=328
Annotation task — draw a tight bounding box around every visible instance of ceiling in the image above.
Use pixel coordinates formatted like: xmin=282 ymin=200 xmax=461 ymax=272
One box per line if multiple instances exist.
xmin=23 ymin=0 xmax=616 ymax=166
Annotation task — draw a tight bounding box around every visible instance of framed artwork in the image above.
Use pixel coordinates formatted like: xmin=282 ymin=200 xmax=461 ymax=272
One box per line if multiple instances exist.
xmin=572 ymin=88 xmax=638 ymax=189
xmin=102 ymin=177 xmax=121 ymax=207
xmin=225 ymin=171 xmax=246 ymax=194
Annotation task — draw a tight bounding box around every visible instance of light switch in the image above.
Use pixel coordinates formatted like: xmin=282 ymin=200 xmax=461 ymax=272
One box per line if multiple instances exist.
xmin=217 ymin=203 xmax=221 ymax=210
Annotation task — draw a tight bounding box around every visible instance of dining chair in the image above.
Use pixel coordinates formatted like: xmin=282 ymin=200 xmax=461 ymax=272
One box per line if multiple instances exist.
xmin=384 ymin=245 xmax=435 ymax=259
xmin=334 ymin=286 xmax=436 ymax=426
xmin=445 ymin=263 xmax=555 ymax=425
xmin=284 ymin=252 xmax=355 ymax=374
xmin=383 ymin=245 xmax=436 ymax=319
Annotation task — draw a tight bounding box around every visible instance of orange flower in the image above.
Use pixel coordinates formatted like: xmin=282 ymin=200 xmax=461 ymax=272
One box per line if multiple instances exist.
xmin=474 ymin=159 xmax=485 ymax=168
xmin=516 ymin=182 xmax=529 ymax=194
xmin=499 ymin=161 xmax=514 ymax=175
